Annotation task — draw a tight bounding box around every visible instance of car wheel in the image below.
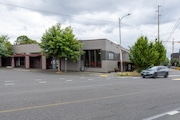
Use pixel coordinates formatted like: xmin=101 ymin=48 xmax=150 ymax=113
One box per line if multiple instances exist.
xmin=142 ymin=75 xmax=145 ymax=78
xmin=153 ymin=72 xmax=157 ymax=79
xmin=164 ymin=72 xmax=168 ymax=78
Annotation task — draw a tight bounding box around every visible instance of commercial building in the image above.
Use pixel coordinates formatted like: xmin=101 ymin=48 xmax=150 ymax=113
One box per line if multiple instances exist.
xmin=0 ymin=39 xmax=132 ymax=72
xmin=171 ymin=52 xmax=180 ymax=66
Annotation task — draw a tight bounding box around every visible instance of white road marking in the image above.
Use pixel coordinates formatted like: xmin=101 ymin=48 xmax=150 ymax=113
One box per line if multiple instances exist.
xmin=167 ymin=111 xmax=179 ymax=115
xmin=4 ymin=81 xmax=13 ymax=82
xmin=143 ymin=108 xmax=180 ymax=120
xmin=39 ymin=81 xmax=47 ymax=84
xmin=66 ymin=80 xmax=72 ymax=82
xmin=88 ymin=79 xmax=93 ymax=81
xmin=132 ymin=77 xmax=141 ymax=79
xmin=5 ymin=83 xmax=15 ymax=86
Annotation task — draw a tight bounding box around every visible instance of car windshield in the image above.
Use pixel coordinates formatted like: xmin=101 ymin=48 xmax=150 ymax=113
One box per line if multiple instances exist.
xmin=148 ymin=66 xmax=157 ymax=70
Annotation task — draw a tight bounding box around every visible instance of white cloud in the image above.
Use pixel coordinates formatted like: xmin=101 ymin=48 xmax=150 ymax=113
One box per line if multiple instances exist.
xmin=0 ymin=0 xmax=180 ymax=58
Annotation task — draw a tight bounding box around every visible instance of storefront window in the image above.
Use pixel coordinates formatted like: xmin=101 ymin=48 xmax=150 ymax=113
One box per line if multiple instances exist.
xmin=96 ymin=50 xmax=101 ymax=67
xmin=84 ymin=49 xmax=101 ymax=68
xmin=109 ymin=52 xmax=114 ymax=60
xmin=90 ymin=50 xmax=95 ymax=67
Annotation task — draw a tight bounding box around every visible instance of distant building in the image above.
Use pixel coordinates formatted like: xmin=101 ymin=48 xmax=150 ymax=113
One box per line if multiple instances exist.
xmin=171 ymin=52 xmax=180 ymax=59
xmin=0 ymin=39 xmax=133 ymax=72
xmin=171 ymin=52 xmax=180 ymax=66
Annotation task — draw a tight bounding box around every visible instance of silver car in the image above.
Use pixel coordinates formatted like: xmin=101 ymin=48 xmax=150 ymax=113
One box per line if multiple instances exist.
xmin=141 ymin=66 xmax=169 ymax=78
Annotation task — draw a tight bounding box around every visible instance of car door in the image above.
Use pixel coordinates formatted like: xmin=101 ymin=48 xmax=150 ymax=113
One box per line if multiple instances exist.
xmin=157 ymin=67 xmax=163 ymax=76
xmin=161 ymin=66 xmax=167 ymax=76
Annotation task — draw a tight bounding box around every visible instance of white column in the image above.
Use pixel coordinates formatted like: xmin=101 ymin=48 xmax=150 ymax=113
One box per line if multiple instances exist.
xmin=25 ymin=56 xmax=29 ymax=68
xmin=41 ymin=55 xmax=46 ymax=70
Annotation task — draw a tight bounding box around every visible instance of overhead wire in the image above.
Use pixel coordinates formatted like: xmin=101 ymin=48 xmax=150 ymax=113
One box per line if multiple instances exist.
xmin=0 ymin=2 xmax=118 ymax=24
xmin=166 ymin=18 xmax=180 ymax=42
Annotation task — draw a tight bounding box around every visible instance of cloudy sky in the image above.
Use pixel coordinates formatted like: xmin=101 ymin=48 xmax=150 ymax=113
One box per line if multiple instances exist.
xmin=0 ymin=0 xmax=180 ymax=58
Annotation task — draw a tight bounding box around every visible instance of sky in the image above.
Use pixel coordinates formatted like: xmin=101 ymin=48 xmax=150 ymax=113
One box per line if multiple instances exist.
xmin=0 ymin=0 xmax=180 ymax=58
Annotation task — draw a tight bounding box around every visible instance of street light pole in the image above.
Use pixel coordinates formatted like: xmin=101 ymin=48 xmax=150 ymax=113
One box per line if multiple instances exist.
xmin=119 ymin=13 xmax=130 ymax=72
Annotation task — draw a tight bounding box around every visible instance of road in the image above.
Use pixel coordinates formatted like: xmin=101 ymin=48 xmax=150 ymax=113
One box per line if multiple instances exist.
xmin=0 ymin=68 xmax=180 ymax=120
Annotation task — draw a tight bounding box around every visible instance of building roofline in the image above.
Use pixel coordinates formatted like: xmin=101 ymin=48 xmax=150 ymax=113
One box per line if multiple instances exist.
xmin=80 ymin=38 xmax=130 ymax=53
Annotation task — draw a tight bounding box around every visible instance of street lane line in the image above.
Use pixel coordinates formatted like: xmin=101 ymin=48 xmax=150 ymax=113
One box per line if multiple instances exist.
xmin=0 ymin=88 xmax=177 ymax=114
xmin=143 ymin=108 xmax=180 ymax=120
xmin=34 ymin=79 xmax=42 ymax=81
xmin=66 ymin=80 xmax=72 ymax=82
xmin=5 ymin=81 xmax=13 ymax=82
xmin=39 ymin=81 xmax=47 ymax=84
xmin=5 ymin=83 xmax=15 ymax=86
xmin=167 ymin=111 xmax=179 ymax=115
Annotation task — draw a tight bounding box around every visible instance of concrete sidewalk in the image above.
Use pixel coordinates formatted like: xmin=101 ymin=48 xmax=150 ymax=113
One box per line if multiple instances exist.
xmin=3 ymin=67 xmax=118 ymax=77
xmin=2 ymin=67 xmax=179 ymax=77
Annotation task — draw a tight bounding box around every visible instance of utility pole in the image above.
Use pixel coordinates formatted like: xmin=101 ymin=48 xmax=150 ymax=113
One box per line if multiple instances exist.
xmin=157 ymin=5 xmax=161 ymax=41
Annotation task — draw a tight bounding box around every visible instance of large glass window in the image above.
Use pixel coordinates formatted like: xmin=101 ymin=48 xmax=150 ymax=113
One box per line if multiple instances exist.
xmin=96 ymin=50 xmax=101 ymax=67
xmin=85 ymin=50 xmax=90 ymax=67
xmin=84 ymin=49 xmax=101 ymax=68
xmin=90 ymin=50 xmax=95 ymax=67
xmin=109 ymin=52 xmax=114 ymax=60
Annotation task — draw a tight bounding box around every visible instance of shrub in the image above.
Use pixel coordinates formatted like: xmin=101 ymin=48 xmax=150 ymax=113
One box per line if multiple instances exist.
xmin=118 ymin=71 xmax=140 ymax=76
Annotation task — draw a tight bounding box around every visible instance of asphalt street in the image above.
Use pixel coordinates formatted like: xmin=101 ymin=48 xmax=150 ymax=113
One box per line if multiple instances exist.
xmin=0 ymin=68 xmax=180 ymax=120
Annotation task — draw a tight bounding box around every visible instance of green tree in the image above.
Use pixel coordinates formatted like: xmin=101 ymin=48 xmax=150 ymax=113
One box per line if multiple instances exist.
xmin=14 ymin=35 xmax=38 ymax=45
xmin=0 ymin=35 xmax=13 ymax=57
xmin=153 ymin=39 xmax=166 ymax=65
xmin=161 ymin=58 xmax=170 ymax=66
xmin=129 ymin=36 xmax=159 ymax=72
xmin=171 ymin=58 xmax=179 ymax=66
xmin=39 ymin=23 xmax=84 ymax=72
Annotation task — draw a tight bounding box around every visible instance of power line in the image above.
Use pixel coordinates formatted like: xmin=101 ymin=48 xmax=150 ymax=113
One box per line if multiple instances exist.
xmin=0 ymin=2 xmax=118 ymax=24
xmin=166 ymin=18 xmax=180 ymax=42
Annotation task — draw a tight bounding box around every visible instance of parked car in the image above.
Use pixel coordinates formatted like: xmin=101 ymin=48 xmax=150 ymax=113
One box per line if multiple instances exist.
xmin=141 ymin=66 xmax=169 ymax=78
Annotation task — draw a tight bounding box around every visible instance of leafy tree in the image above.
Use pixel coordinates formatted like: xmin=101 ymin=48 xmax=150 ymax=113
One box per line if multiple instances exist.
xmin=153 ymin=39 xmax=166 ymax=65
xmin=39 ymin=23 xmax=84 ymax=72
xmin=129 ymin=36 xmax=159 ymax=72
xmin=161 ymin=58 xmax=170 ymax=66
xmin=0 ymin=35 xmax=13 ymax=57
xmin=14 ymin=35 xmax=38 ymax=45
xmin=171 ymin=58 xmax=179 ymax=66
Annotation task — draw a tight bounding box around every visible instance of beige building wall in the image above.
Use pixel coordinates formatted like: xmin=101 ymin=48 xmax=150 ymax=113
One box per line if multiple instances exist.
xmin=13 ymin=44 xmax=41 ymax=54
xmin=105 ymin=40 xmax=120 ymax=53
xmin=9 ymin=39 xmax=131 ymax=72
xmin=122 ymin=52 xmax=130 ymax=62
xmin=81 ymin=39 xmax=106 ymax=50
xmin=61 ymin=59 xmax=81 ymax=71
xmin=80 ymin=39 xmax=121 ymax=72
xmin=13 ymin=44 xmax=42 ymax=69
xmin=84 ymin=61 xmax=117 ymax=73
